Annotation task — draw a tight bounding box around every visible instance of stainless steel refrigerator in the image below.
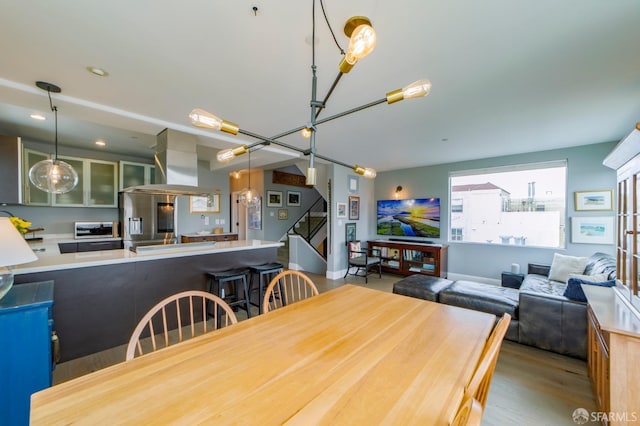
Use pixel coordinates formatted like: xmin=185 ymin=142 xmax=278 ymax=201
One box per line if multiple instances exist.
xmin=119 ymin=192 xmax=177 ymax=250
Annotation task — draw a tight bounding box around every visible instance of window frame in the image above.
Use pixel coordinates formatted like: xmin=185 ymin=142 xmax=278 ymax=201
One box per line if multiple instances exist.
xmin=448 ymin=160 xmax=567 ymax=249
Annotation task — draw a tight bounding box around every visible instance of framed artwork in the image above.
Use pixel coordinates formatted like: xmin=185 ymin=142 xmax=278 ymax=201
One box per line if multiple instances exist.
xmin=345 ymin=222 xmax=357 ymax=245
xmin=287 ymin=191 xmax=301 ymax=206
xmin=574 ymin=190 xmax=613 ymax=211
xmin=189 ymin=194 xmax=220 ymax=213
xmin=348 ymin=175 xmax=359 ymax=193
xmin=267 ymin=190 xmax=283 ymax=207
xmin=248 ymin=197 xmax=262 ymax=230
xmin=277 ymin=209 xmax=288 ymax=220
xmin=349 ymin=196 xmax=360 ymax=220
xmin=571 ymin=216 xmax=615 ymax=244
xmin=336 ymin=202 xmax=347 ymax=218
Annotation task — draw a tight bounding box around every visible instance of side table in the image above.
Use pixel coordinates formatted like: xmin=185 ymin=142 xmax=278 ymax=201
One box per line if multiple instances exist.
xmin=501 ymin=272 xmax=524 ymax=289
xmin=0 ymin=280 xmax=55 ymax=425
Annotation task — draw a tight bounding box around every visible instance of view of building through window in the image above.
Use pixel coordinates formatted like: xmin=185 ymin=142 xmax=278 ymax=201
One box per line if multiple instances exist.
xmin=449 ymin=161 xmax=567 ymax=248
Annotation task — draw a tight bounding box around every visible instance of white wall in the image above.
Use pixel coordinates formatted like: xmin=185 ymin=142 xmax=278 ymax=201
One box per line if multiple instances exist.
xmin=374 ymin=142 xmax=617 ymax=281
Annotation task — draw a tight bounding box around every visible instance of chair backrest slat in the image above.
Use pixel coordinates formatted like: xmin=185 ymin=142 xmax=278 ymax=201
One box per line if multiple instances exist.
xmin=126 ymin=290 xmax=238 ymax=360
xmin=262 ymin=270 xmax=319 ymax=313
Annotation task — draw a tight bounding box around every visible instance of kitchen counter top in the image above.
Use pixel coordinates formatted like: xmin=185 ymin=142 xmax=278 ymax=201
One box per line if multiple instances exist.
xmin=26 ymin=233 xmax=122 ymax=255
xmin=15 ymin=239 xmax=283 ymax=275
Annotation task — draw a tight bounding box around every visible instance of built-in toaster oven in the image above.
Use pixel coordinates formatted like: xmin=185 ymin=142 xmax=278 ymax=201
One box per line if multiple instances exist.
xmin=74 ymin=221 xmax=117 ymax=239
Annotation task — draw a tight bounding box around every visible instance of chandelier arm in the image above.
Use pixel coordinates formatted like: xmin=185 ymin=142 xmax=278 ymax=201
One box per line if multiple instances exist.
xmin=238 ymin=129 xmax=307 ymax=155
xmin=237 ymin=128 xmax=357 ymax=171
xmin=314 ymin=97 xmax=387 ymax=127
xmin=314 ymin=72 xmax=344 ymax=120
xmin=313 ymin=152 xmax=357 ymax=170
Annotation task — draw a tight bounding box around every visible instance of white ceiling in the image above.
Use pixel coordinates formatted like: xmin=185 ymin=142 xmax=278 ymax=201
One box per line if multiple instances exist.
xmin=0 ymin=0 xmax=639 ymax=174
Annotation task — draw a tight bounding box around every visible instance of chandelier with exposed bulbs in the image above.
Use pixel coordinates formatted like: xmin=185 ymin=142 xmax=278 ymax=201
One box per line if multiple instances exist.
xmin=190 ymin=1 xmax=431 ymax=186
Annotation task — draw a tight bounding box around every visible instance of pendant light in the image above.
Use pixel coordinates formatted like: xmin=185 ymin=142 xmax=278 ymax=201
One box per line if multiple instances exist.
xmin=238 ymin=148 xmax=260 ymax=208
xmin=28 ymin=81 xmax=79 ymax=194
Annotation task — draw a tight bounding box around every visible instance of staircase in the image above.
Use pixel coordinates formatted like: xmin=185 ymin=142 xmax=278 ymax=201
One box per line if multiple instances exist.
xmin=282 ymin=197 xmax=328 ymax=269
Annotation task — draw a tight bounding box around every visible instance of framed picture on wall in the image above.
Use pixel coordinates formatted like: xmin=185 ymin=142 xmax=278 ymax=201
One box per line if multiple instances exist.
xmin=287 ymin=191 xmax=301 ymax=206
xmin=574 ymin=190 xmax=613 ymax=211
xmin=349 ymin=196 xmax=360 ymax=220
xmin=267 ymin=190 xmax=283 ymax=207
xmin=248 ymin=197 xmax=262 ymax=230
xmin=571 ymin=216 xmax=615 ymax=244
xmin=189 ymin=194 xmax=220 ymax=213
xmin=336 ymin=202 xmax=347 ymax=218
xmin=348 ymin=175 xmax=359 ymax=193
xmin=345 ymin=222 xmax=357 ymax=245
xmin=277 ymin=209 xmax=288 ymax=220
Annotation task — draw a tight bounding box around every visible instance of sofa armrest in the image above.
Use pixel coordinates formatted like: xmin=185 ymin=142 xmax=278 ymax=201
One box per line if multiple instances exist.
xmin=528 ymin=263 xmax=550 ymax=276
xmin=518 ymin=291 xmax=587 ymax=359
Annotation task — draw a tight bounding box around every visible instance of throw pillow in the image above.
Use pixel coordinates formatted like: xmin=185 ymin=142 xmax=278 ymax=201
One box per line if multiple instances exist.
xmin=566 ymin=273 xmax=609 ymax=284
xmin=548 ymin=253 xmax=589 ymax=283
xmin=563 ymin=277 xmax=616 ymax=302
xmin=349 ymin=241 xmax=361 ymax=259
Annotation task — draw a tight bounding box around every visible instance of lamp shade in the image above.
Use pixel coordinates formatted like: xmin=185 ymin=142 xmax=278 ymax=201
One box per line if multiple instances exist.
xmin=0 ymin=218 xmax=38 ymax=300
xmin=0 ymin=218 xmax=38 ymax=268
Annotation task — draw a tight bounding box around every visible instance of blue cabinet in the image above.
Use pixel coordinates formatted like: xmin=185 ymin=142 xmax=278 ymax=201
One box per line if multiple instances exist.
xmin=0 ymin=281 xmax=54 ymax=426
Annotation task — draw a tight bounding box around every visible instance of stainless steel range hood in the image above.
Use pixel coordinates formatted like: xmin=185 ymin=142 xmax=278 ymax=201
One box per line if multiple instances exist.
xmin=122 ymin=128 xmax=214 ymax=196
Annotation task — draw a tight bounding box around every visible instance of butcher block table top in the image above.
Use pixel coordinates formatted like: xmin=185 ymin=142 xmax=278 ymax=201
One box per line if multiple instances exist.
xmin=31 ymin=284 xmax=495 ymax=425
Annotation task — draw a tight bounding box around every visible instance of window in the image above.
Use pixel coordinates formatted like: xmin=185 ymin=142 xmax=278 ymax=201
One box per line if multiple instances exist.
xmin=451 ymin=228 xmax=463 ymax=241
xmin=449 ymin=160 xmax=567 ymax=248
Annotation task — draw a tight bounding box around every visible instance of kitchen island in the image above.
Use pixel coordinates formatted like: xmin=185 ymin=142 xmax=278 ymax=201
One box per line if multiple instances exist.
xmin=14 ymin=240 xmax=282 ymax=362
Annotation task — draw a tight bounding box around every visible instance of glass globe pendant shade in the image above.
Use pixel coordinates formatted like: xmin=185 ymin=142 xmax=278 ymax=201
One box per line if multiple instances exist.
xmin=29 ymin=158 xmax=79 ymax=194
xmin=239 ymin=187 xmax=260 ymax=208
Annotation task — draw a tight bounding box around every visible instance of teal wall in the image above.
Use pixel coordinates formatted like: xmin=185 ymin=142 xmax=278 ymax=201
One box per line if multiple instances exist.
xmin=373 ymin=142 xmax=617 ymax=281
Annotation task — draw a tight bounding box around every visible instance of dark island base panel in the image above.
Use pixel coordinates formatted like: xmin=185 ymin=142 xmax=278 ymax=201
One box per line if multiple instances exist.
xmin=14 ymin=247 xmax=277 ymax=362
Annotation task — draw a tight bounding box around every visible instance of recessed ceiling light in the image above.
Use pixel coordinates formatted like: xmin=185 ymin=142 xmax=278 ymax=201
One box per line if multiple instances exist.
xmin=30 ymin=113 xmax=46 ymax=120
xmin=95 ymin=140 xmax=106 ymax=147
xmin=86 ymin=66 xmax=109 ymax=77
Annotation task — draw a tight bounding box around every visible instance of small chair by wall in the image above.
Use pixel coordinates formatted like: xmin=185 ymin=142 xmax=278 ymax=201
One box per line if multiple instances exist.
xmin=344 ymin=240 xmax=382 ymax=284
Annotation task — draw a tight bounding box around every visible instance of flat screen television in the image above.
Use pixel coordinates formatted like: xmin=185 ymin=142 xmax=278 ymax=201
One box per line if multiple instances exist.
xmin=377 ymin=198 xmax=440 ymax=238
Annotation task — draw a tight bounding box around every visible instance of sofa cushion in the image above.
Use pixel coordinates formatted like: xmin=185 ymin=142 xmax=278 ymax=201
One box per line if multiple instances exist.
xmin=520 ymin=274 xmax=567 ymax=299
xmin=439 ymin=280 xmax=519 ymax=319
xmin=583 ymin=252 xmax=617 ymax=280
xmin=392 ymin=275 xmax=453 ymax=302
xmin=567 ymin=272 xmax=609 ymax=284
xmin=548 ymin=253 xmax=589 ymax=283
xmin=563 ymin=277 xmax=616 ymax=302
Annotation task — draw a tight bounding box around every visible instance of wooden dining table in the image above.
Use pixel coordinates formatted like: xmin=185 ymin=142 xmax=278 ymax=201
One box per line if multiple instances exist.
xmin=31 ymin=284 xmax=496 ymax=425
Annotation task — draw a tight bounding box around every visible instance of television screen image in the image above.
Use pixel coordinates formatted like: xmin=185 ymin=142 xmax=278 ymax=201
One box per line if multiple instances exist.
xmin=377 ymin=198 xmax=440 ymax=238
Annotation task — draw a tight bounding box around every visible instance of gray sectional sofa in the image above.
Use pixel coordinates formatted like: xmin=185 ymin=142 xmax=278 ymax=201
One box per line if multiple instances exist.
xmin=393 ymin=252 xmax=616 ymax=359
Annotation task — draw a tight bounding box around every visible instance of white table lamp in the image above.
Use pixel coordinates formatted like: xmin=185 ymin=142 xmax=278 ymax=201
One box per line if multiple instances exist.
xmin=0 ymin=217 xmax=38 ymax=300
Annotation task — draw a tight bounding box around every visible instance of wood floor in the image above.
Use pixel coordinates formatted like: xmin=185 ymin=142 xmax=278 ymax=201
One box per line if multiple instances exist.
xmin=52 ymin=272 xmax=599 ymax=425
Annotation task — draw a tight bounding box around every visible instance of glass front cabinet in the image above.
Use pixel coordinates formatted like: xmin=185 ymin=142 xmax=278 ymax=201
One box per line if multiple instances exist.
xmin=22 ymin=148 xmax=51 ymax=206
xmin=119 ymin=161 xmax=155 ymax=190
xmin=51 ymin=157 xmax=117 ymax=208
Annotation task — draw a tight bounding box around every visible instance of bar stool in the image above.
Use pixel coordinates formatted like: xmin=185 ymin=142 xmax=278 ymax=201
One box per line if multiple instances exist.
xmin=248 ymin=262 xmax=284 ymax=315
xmin=206 ymin=268 xmax=251 ymax=325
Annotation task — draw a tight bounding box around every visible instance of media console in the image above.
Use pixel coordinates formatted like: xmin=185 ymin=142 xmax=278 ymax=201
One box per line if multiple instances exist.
xmin=368 ymin=240 xmax=448 ymax=278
